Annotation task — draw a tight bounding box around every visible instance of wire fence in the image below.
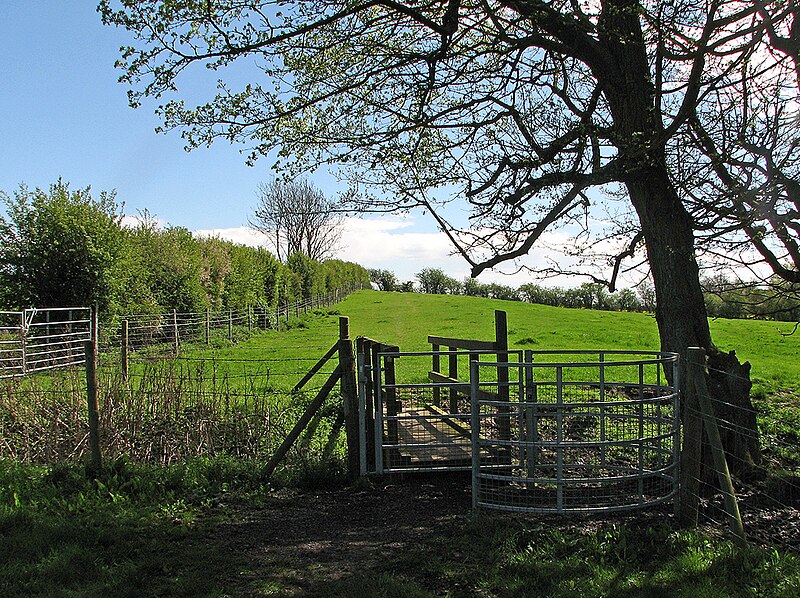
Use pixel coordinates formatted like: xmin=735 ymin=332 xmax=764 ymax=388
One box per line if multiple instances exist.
xmin=0 ymin=343 xmax=344 ymax=469
xmin=100 ymin=286 xmax=359 ymax=354
xmin=0 ymin=294 xmax=798 ymax=552
xmin=679 ymin=351 xmax=800 ymax=551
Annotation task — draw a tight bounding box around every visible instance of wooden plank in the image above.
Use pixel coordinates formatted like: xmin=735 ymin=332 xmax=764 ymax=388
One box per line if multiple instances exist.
xmin=396 ymin=407 xmax=472 ymax=463
xmin=427 ymin=336 xmax=496 ymax=352
xmin=427 ymin=371 xmax=499 ymax=402
xmin=293 ymin=342 xmax=338 ymax=391
xmin=425 ymin=403 xmax=471 ymax=438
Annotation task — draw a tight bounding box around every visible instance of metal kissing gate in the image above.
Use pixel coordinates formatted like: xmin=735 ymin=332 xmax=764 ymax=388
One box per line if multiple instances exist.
xmin=356 ymin=339 xmax=680 ymax=514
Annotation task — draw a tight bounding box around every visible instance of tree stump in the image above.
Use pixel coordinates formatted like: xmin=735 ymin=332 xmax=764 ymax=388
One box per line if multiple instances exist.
xmin=705 ymin=348 xmax=762 ymax=478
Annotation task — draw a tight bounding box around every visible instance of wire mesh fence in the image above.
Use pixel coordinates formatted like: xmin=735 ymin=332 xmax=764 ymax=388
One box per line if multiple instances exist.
xmin=680 ymin=350 xmax=800 ymax=551
xmin=0 ymin=337 xmax=346 ymax=470
xmin=101 ymin=287 xmax=359 ymax=354
xmin=470 ymin=352 xmax=680 ymax=514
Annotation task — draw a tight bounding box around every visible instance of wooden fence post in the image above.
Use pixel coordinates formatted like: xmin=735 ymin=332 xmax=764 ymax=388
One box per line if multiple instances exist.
xmin=172 ymin=309 xmax=179 ymax=354
xmin=338 ymin=316 xmax=360 ymax=478
xmin=495 ymin=310 xmax=511 ymax=461
xmin=121 ymin=320 xmax=129 ymax=383
xmin=432 ymin=342 xmax=441 ymax=407
xmin=687 ymin=347 xmax=746 ymax=546
xmin=228 ymin=309 xmax=233 ymax=342
xmin=85 ymin=340 xmax=102 ymax=472
xmin=205 ymin=309 xmax=210 ymax=345
xmin=448 ymin=346 xmax=459 ymax=414
xmin=384 ymin=353 xmax=399 ymax=460
xmin=680 ymin=354 xmax=703 ymax=528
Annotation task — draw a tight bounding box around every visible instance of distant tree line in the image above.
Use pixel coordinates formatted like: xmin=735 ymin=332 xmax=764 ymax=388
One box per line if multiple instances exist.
xmin=0 ymin=181 xmax=369 ymax=319
xmin=369 ymin=267 xmax=798 ymax=322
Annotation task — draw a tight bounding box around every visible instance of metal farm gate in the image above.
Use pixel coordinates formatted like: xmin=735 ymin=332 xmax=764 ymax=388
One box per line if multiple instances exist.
xmin=0 ymin=307 xmax=93 ymax=378
xmin=356 ymin=334 xmax=680 ymax=514
xmin=357 ymin=337 xmax=522 ymax=475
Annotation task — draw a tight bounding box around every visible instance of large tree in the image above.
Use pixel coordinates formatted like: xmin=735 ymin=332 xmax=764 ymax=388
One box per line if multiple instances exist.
xmin=102 ymin=0 xmax=800 ymax=468
xmin=250 ymin=178 xmax=343 ymax=262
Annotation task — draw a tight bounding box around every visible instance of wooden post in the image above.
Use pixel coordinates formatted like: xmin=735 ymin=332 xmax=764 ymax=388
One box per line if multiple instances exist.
xmin=247 ymin=305 xmax=252 ymax=333
xmin=687 ymin=347 xmax=746 ymax=546
xmin=432 ymin=342 xmax=441 ymax=407
xmin=495 ymin=310 xmax=511 ymax=460
xmin=339 ymin=316 xmax=360 ymax=478
xmin=20 ymin=311 xmax=27 ymax=375
xmin=121 ymin=320 xmax=129 ymax=383
xmin=172 ymin=310 xmax=179 ymax=354
xmin=358 ymin=338 xmax=376 ymax=472
xmin=205 ymin=309 xmax=210 ymax=344
xmin=384 ymin=353 xmax=399 ymax=450
xmin=228 ymin=309 xmax=233 ymax=342
xmin=448 ymin=346 xmax=459 ymax=414
xmin=85 ymin=340 xmax=102 ymax=472
xmin=680 ymin=356 xmax=703 ymax=528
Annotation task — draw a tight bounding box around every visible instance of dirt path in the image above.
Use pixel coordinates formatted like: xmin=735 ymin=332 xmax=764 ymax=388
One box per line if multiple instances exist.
xmin=209 ymin=476 xmax=472 ymax=596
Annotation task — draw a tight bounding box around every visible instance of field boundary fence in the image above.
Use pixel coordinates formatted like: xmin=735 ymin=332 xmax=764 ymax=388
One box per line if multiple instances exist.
xmin=102 ymin=286 xmax=361 ymax=356
xmin=0 ymin=307 xmax=93 ymax=379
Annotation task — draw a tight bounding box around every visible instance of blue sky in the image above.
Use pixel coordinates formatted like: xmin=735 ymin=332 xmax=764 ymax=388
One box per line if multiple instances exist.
xmin=0 ymin=2 xmax=575 ymax=286
xmin=1 ymin=2 xmax=267 ymax=230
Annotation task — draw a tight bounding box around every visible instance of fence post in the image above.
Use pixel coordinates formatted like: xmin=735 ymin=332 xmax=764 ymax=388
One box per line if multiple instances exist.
xmin=228 ymin=309 xmax=233 ymax=342
xmin=121 ymin=320 xmax=129 ymax=383
xmin=449 ymin=346 xmax=459 ymax=414
xmin=205 ymin=309 xmax=210 ymax=345
xmin=85 ymin=340 xmax=102 ymax=472
xmin=384 ymin=352 xmax=399 ymax=465
xmin=495 ymin=310 xmax=511 ymax=461
xmin=338 ymin=316 xmax=360 ymax=478
xmin=687 ymin=347 xmax=746 ymax=546
xmin=680 ymin=351 xmax=703 ymax=527
xmin=247 ymin=305 xmax=252 ymax=333
xmin=432 ymin=342 xmax=441 ymax=407
xmin=172 ymin=310 xmax=179 ymax=354
xmin=20 ymin=311 xmax=27 ymax=375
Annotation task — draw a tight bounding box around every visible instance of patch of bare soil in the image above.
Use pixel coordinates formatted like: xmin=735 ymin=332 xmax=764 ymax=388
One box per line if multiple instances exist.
xmin=210 ymin=474 xmax=472 ymax=595
xmin=196 ymin=474 xmax=800 ymax=596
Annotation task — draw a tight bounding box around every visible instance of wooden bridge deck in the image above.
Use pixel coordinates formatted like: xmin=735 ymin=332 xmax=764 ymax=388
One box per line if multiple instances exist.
xmin=394 ymin=406 xmax=472 ymax=466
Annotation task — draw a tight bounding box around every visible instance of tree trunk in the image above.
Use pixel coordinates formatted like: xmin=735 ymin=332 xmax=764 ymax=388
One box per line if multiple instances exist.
xmin=596 ymin=0 xmax=760 ymax=478
xmin=627 ymin=164 xmax=761 ymax=478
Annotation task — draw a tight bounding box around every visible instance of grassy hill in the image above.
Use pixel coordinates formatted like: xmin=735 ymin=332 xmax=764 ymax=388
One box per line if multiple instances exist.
xmin=336 ymin=290 xmax=799 ymax=392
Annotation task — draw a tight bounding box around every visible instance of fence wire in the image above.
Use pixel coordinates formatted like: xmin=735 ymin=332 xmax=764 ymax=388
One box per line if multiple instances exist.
xmin=0 ymin=336 xmax=346 ymax=469
xmin=682 ymin=357 xmax=800 ymax=551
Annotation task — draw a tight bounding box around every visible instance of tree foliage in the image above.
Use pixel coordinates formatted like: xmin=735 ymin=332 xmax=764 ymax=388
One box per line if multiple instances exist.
xmin=369 ymin=268 xmax=398 ymax=291
xmin=0 ymin=180 xmax=126 ymax=312
xmin=100 ymin=0 xmax=799 ymax=356
xmin=0 ymin=182 xmax=368 ymax=318
xmin=416 ymin=268 xmax=460 ymax=294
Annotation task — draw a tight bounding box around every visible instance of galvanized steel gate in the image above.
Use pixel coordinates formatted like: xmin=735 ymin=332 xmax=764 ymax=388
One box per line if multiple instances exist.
xmin=0 ymin=307 xmax=93 ymax=378
xmin=357 ymin=339 xmax=681 ymax=514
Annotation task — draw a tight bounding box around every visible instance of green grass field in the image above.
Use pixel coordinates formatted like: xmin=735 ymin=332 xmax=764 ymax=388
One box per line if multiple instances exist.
xmin=2 ymin=290 xmax=800 ymax=596
xmin=336 ymin=290 xmax=799 ymax=391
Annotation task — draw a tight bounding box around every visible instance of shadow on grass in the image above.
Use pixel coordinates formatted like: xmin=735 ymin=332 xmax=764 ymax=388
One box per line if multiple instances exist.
xmin=0 ymin=506 xmax=244 ymax=597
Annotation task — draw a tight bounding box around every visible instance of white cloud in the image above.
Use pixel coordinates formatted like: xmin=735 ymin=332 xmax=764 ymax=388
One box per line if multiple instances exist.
xmin=187 ymin=216 xmax=624 ymax=288
xmin=194 ymin=226 xmax=270 ymax=248
xmin=121 ymin=213 xmax=167 ymax=229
